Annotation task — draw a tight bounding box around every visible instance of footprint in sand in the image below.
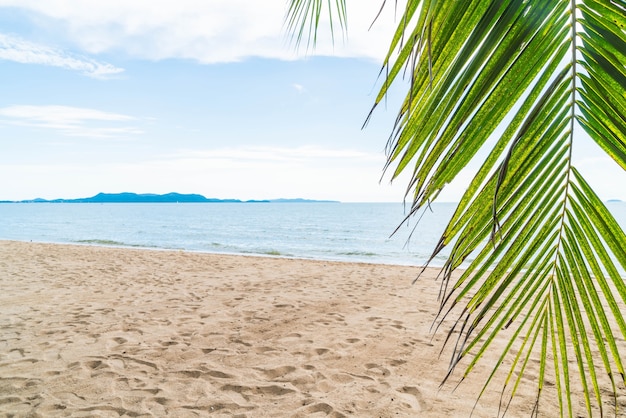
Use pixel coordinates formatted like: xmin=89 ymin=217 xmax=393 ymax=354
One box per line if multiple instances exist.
xmin=220 ymin=383 xmax=296 ymax=400
xmin=8 ymin=348 xmax=25 ymax=359
xmin=273 ymin=303 xmax=294 ymax=309
xmin=294 ymin=402 xmax=345 ymax=418
xmin=254 ymin=346 xmax=279 ymax=354
xmin=390 ymin=320 xmax=405 ymax=330
xmin=364 ymin=363 xmax=391 ymax=378
xmin=398 ymin=385 xmax=426 ymax=411
xmin=258 ymin=365 xmax=296 ymax=379
xmin=175 ymin=369 xmax=234 ymax=379
xmin=84 ymin=360 xmax=107 ymax=370
xmin=314 ymin=348 xmax=330 ymax=356
xmin=327 ymin=312 xmax=346 ymax=323
xmin=329 ymin=373 xmax=354 ymax=384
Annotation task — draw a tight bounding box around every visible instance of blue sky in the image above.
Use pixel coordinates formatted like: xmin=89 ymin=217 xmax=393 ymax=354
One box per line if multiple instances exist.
xmin=1 ymin=1 xmax=623 ymax=202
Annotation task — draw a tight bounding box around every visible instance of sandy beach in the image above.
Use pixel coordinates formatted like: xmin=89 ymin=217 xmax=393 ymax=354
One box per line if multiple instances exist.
xmin=0 ymin=240 xmax=595 ymax=417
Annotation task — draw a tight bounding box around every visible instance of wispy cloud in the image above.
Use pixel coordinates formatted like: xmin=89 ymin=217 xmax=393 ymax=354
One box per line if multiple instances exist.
xmin=0 ymin=33 xmax=123 ymax=78
xmin=0 ymin=1 xmax=398 ymax=63
xmin=0 ymin=105 xmax=141 ymax=138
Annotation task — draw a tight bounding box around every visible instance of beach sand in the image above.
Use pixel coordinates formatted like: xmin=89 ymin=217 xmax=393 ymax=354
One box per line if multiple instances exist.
xmin=0 ymin=240 xmax=596 ymax=417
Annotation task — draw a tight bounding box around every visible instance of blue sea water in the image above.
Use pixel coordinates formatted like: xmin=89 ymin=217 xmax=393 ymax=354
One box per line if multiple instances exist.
xmin=1 ymin=202 xmax=625 ymax=267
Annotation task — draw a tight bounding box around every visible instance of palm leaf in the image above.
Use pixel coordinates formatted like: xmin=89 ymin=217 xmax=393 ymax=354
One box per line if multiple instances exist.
xmin=285 ymin=0 xmax=347 ymax=48
xmin=286 ymin=0 xmax=626 ymax=415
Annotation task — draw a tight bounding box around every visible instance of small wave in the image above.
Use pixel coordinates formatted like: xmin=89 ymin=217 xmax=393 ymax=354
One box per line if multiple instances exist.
xmin=75 ymin=239 xmax=155 ymax=248
xmin=76 ymin=239 xmax=127 ymax=246
xmin=240 ymin=249 xmax=290 ymax=257
xmin=339 ymin=251 xmax=377 ymax=257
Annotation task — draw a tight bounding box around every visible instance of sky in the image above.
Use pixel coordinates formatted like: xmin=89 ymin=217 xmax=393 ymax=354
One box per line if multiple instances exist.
xmin=0 ymin=1 xmax=623 ymax=203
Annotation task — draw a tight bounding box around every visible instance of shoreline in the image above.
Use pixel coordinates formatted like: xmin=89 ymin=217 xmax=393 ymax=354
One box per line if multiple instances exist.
xmin=1 ymin=238 xmax=436 ymax=268
xmin=1 ymin=240 xmax=570 ymax=416
xmin=0 ymin=202 xmax=455 ymax=268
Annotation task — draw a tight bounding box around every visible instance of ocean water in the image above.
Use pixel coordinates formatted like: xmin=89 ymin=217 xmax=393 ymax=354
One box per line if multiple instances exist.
xmin=1 ymin=202 xmax=625 ymax=267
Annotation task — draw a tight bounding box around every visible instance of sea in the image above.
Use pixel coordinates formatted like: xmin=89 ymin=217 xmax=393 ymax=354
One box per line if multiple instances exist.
xmin=1 ymin=202 xmax=625 ymax=267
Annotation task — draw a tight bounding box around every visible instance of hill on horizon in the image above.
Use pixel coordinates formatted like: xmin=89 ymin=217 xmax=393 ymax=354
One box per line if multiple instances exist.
xmin=3 ymin=192 xmax=339 ymax=204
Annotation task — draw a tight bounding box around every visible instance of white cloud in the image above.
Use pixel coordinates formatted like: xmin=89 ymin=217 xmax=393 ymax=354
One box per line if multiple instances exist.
xmin=0 ymin=33 xmax=124 ymax=78
xmin=0 ymin=0 xmax=403 ymax=63
xmin=0 ymin=105 xmax=141 ymax=138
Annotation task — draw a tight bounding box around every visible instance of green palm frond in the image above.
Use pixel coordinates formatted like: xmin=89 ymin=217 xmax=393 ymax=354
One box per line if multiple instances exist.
xmin=285 ymin=0 xmax=348 ymax=48
xmin=287 ymin=0 xmax=626 ymax=415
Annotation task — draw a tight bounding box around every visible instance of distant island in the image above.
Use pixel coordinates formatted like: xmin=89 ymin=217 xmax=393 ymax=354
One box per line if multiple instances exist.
xmin=1 ymin=192 xmax=339 ymax=204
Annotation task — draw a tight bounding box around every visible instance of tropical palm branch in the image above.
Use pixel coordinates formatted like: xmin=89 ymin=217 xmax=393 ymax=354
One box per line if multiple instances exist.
xmin=287 ymin=0 xmax=626 ymax=416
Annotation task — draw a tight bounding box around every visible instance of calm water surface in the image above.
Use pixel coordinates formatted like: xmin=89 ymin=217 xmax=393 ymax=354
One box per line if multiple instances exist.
xmin=1 ymin=202 xmax=625 ymax=267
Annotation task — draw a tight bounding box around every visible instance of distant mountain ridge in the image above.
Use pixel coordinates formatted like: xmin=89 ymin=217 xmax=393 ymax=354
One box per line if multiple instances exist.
xmin=2 ymin=192 xmax=339 ymax=204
